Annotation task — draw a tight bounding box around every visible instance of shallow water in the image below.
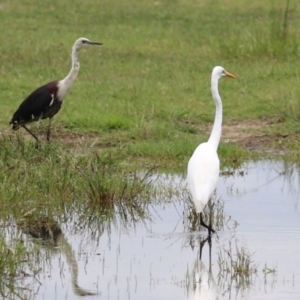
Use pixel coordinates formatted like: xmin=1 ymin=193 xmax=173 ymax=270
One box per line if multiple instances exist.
xmin=19 ymin=160 xmax=300 ymax=299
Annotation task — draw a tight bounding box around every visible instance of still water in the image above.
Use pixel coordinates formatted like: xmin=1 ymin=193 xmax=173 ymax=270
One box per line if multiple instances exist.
xmin=21 ymin=160 xmax=300 ymax=299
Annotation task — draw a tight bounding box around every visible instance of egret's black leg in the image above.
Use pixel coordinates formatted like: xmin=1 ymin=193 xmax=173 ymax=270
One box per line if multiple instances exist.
xmin=200 ymin=212 xmax=215 ymax=235
xmin=46 ymin=118 xmax=52 ymax=142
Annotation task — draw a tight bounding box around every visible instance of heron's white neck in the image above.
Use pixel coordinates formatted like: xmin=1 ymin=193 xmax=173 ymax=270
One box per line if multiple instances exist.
xmin=65 ymin=47 xmax=81 ymax=83
xmin=207 ymin=75 xmax=222 ymax=151
xmin=57 ymin=47 xmax=80 ymax=101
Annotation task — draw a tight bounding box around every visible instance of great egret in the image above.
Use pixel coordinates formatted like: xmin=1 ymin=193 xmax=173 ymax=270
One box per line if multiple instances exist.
xmin=187 ymin=66 xmax=235 ymax=235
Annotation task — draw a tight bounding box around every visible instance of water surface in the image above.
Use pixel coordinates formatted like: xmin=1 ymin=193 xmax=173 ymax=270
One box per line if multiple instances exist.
xmin=20 ymin=160 xmax=300 ymax=299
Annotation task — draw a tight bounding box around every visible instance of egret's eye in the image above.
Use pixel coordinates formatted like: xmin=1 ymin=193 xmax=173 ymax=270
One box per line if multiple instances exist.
xmin=82 ymin=40 xmax=87 ymax=44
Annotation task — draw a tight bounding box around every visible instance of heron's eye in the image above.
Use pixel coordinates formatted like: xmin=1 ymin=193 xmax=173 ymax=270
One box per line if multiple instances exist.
xmin=82 ymin=40 xmax=87 ymax=44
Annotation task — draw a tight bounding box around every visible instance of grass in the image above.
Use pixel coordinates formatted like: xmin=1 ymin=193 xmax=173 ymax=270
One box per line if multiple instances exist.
xmin=0 ymin=0 xmax=300 ymax=163
xmin=0 ymin=229 xmax=39 ymax=299
xmin=0 ymin=137 xmax=156 ymax=222
xmin=217 ymin=236 xmax=258 ymax=297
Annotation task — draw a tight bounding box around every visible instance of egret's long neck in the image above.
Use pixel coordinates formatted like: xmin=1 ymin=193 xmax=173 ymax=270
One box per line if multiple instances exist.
xmin=207 ymin=75 xmax=222 ymax=151
xmin=58 ymin=47 xmax=80 ymax=100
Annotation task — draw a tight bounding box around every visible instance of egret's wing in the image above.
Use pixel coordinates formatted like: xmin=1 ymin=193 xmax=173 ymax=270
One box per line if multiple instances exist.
xmin=187 ymin=143 xmax=220 ymax=212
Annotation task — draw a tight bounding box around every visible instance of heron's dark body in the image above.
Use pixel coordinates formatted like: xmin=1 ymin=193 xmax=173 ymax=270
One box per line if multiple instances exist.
xmin=10 ymin=80 xmax=61 ymax=129
xmin=9 ymin=37 xmax=102 ymax=145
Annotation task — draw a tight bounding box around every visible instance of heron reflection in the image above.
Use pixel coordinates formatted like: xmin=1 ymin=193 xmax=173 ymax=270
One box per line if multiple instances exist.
xmin=18 ymin=214 xmax=97 ymax=297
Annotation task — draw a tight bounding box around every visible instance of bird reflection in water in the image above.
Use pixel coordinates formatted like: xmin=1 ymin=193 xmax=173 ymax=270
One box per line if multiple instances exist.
xmin=18 ymin=213 xmax=97 ymax=297
xmin=187 ymin=237 xmax=218 ymax=300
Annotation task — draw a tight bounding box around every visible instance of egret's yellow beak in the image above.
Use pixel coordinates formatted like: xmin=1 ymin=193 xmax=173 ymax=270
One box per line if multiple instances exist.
xmin=224 ymin=71 xmax=236 ymax=79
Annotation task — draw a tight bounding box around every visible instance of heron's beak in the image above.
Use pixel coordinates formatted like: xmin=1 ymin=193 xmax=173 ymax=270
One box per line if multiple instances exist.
xmin=224 ymin=71 xmax=236 ymax=79
xmin=89 ymin=41 xmax=103 ymax=45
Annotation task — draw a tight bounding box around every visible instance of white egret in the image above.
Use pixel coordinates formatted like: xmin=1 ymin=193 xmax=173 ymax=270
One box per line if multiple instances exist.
xmin=187 ymin=66 xmax=235 ymax=235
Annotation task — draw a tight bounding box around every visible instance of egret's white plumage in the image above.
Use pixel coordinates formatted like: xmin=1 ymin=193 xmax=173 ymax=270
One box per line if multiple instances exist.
xmin=187 ymin=66 xmax=235 ymax=234
xmin=188 ymin=143 xmax=220 ymax=213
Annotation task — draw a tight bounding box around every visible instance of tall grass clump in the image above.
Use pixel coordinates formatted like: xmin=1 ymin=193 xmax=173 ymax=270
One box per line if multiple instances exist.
xmin=75 ymin=152 xmax=157 ymax=232
xmin=81 ymin=152 xmax=154 ymax=215
xmin=217 ymin=237 xmax=257 ymax=296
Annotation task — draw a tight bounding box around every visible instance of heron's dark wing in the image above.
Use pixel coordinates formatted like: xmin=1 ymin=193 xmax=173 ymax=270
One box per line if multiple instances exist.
xmin=10 ymin=81 xmax=59 ymax=126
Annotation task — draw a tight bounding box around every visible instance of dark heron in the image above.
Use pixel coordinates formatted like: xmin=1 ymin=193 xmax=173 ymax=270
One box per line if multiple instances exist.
xmin=10 ymin=37 xmax=102 ymax=146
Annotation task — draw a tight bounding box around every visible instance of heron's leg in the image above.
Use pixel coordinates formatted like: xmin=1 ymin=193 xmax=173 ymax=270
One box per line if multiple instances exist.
xmin=46 ymin=118 xmax=52 ymax=142
xmin=22 ymin=125 xmax=39 ymax=142
xmin=21 ymin=124 xmax=40 ymax=148
xmin=22 ymin=125 xmax=40 ymax=149
xmin=200 ymin=212 xmax=215 ymax=235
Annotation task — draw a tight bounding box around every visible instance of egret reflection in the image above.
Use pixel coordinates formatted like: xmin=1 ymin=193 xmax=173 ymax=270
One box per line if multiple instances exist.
xmin=187 ymin=238 xmax=218 ymax=300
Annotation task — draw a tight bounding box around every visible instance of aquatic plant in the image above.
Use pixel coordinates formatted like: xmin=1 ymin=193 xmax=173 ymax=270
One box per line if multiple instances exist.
xmin=73 ymin=153 xmax=157 ymax=237
xmin=0 ymin=230 xmax=39 ymax=299
xmin=217 ymin=236 xmax=258 ymax=297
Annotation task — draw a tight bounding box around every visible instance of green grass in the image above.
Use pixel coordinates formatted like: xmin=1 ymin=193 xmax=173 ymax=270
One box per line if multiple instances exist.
xmin=0 ymin=0 xmax=300 ymax=162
